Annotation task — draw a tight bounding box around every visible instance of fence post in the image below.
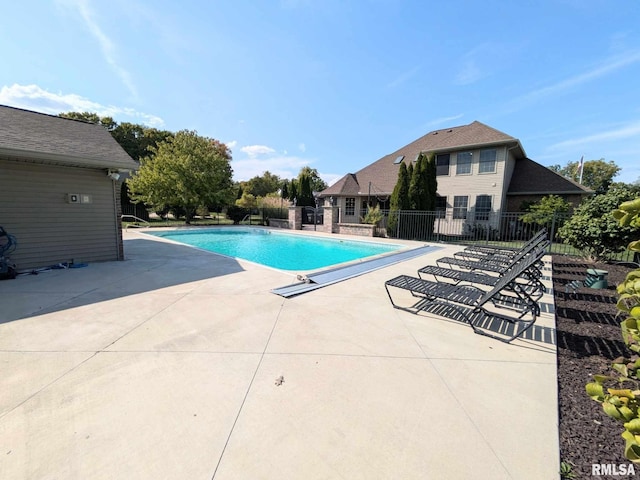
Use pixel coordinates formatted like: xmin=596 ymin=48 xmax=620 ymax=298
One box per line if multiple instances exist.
xmin=549 ymin=213 xmax=557 ymax=253
xmin=397 ymin=211 xmax=401 ymax=239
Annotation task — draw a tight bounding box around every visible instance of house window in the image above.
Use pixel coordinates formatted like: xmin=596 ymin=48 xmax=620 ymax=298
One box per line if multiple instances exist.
xmin=436 ymin=153 xmax=450 ymax=176
xmin=345 ymin=197 xmax=355 ymax=216
xmin=453 ymin=196 xmax=468 ymax=219
xmin=435 ymin=196 xmax=447 ymax=218
xmin=479 ymin=149 xmax=496 ymax=173
xmin=475 ymin=195 xmax=492 ymax=221
xmin=456 ymin=152 xmax=472 ymax=175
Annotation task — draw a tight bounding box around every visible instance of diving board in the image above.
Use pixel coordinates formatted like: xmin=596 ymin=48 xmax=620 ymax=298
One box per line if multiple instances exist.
xmin=271 ymin=244 xmax=440 ymax=298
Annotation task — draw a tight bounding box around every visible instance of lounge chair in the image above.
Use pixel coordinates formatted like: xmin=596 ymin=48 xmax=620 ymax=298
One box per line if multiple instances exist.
xmin=456 ymin=228 xmax=547 ymax=259
xmin=384 ymin=253 xmax=541 ymax=343
xmin=435 ymin=231 xmax=548 ymax=274
xmin=419 ymin=240 xmax=549 ymax=300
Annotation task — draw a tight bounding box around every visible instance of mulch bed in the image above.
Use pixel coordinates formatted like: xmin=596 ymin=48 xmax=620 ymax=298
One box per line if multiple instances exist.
xmin=554 ymin=254 xmax=637 ymax=478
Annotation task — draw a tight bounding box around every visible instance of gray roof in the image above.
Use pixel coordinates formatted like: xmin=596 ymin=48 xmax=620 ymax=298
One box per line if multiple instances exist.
xmin=507 ymin=157 xmax=592 ymax=195
xmin=320 ymin=121 xmax=524 ymax=197
xmin=0 ymin=105 xmax=138 ymax=170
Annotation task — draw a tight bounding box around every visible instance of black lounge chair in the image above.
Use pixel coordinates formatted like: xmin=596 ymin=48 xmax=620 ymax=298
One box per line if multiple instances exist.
xmin=455 ymin=228 xmax=547 ymax=260
xmin=435 ymin=231 xmax=548 ymax=274
xmin=384 ymin=253 xmax=541 ymax=343
xmin=419 ymin=240 xmax=549 ymax=301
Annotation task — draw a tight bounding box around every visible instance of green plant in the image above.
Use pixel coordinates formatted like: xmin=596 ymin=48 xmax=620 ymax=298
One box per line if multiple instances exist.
xmin=361 ymin=205 xmax=384 ymax=226
xmin=225 ymin=205 xmax=250 ymax=224
xmin=586 ymin=196 xmax=640 ymax=462
xmin=560 ymin=461 xmax=577 ymax=479
xmin=559 ymin=185 xmax=638 ymax=261
xmin=520 ymin=194 xmax=571 ymax=226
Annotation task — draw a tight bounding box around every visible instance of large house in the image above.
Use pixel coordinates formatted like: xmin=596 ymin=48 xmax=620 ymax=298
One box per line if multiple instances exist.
xmin=318 ymin=121 xmax=590 ymax=230
xmin=0 ymin=105 xmax=138 ymax=270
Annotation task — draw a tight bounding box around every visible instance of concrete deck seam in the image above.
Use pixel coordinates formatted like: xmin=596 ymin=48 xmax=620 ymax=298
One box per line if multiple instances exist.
xmin=0 ymin=351 xmax=98 ymax=420
xmin=210 ymin=297 xmax=286 ymax=480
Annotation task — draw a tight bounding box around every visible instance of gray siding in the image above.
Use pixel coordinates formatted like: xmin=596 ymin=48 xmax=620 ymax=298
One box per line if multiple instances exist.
xmin=0 ymin=159 xmax=121 ymax=270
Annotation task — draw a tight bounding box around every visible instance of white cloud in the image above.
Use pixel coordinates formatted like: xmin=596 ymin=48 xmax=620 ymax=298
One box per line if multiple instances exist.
xmin=56 ymin=0 xmax=137 ymax=98
xmin=424 ymin=114 xmax=464 ymax=128
xmin=321 ymin=172 xmax=343 ymax=187
xmin=510 ymin=50 xmax=640 ymax=110
xmin=232 ymin=142 xmax=338 ymax=185
xmin=386 ymin=66 xmax=420 ymax=89
xmin=548 ymin=121 xmax=640 ymax=151
xmin=454 ymin=43 xmax=506 ymax=86
xmin=0 ymin=83 xmax=165 ymax=127
xmin=454 ymin=60 xmax=482 ymax=86
xmin=240 ymin=145 xmax=277 ymax=156
xmin=298 ymin=143 xmax=306 ymax=153
xmin=232 ymin=154 xmax=309 ymax=181
xmin=225 ymin=140 xmax=238 ymax=149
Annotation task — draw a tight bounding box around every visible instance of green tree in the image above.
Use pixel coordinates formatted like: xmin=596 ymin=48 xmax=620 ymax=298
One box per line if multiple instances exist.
xmin=296 ymin=171 xmax=315 ymax=207
xmin=281 ymin=180 xmax=289 ymax=201
xmin=558 ymin=185 xmax=638 ymax=260
xmin=59 ymin=111 xmax=117 ymax=131
xmin=549 ymin=158 xmax=620 ymax=193
xmin=424 ymin=153 xmax=437 ymax=212
xmin=408 ymin=155 xmax=424 ymax=210
xmin=60 ymin=111 xmax=174 ymax=162
xmin=236 ymin=192 xmax=258 ymax=209
xmin=241 ymin=171 xmax=282 ymax=197
xmin=289 ymin=179 xmax=298 ymax=203
xmin=520 ymin=195 xmax=571 ymax=226
xmin=111 ymin=122 xmax=174 ymax=161
xmin=298 ymin=166 xmax=328 ymax=193
xmin=127 ymin=130 xmax=234 ymax=224
xmin=387 ymin=162 xmax=411 ymax=236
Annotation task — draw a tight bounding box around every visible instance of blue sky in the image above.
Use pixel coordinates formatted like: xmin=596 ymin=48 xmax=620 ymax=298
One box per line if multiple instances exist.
xmin=2 ymin=0 xmax=639 ymax=185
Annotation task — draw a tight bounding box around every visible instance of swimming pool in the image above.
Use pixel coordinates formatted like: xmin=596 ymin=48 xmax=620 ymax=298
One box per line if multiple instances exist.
xmin=148 ymin=227 xmax=402 ymax=271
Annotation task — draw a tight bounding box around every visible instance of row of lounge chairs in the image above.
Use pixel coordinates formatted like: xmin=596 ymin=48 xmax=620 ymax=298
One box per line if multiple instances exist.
xmin=384 ymin=229 xmax=549 ymax=343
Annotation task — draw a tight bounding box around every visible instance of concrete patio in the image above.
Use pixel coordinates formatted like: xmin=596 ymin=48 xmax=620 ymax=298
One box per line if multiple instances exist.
xmin=0 ymin=229 xmax=559 ymax=479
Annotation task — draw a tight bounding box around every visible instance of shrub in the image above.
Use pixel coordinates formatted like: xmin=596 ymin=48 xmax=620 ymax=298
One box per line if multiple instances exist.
xmin=520 ymin=195 xmax=571 ymax=227
xmin=361 ymin=205 xmax=384 ymax=226
xmin=225 ymin=205 xmax=250 ymax=224
xmin=559 ymin=185 xmax=638 ymax=261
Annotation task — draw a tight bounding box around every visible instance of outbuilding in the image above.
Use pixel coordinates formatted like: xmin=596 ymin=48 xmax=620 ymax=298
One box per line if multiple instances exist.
xmin=0 ymin=105 xmax=138 ymax=270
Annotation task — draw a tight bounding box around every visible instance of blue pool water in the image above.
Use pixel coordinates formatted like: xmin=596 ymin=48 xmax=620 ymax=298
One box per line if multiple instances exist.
xmin=148 ymin=228 xmax=402 ymax=270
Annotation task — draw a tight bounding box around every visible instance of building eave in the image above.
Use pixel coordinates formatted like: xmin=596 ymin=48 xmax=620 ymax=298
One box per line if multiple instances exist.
xmin=0 ymin=146 xmax=138 ymax=171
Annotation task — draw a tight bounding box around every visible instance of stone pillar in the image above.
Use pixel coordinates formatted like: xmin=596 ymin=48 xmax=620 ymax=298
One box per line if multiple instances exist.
xmin=288 ymin=206 xmax=303 ymax=230
xmin=322 ymin=206 xmax=339 ymax=234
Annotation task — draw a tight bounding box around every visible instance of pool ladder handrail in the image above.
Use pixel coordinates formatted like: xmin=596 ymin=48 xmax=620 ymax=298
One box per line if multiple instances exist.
xmin=121 ymin=214 xmax=150 ymax=228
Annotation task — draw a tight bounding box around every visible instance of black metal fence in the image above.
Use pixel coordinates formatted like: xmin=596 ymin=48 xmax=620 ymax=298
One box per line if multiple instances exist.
xmin=375 ymin=209 xmax=636 ymax=262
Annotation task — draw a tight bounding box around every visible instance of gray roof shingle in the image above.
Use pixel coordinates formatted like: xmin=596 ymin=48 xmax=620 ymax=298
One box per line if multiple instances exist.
xmin=0 ymin=105 xmax=138 ymax=170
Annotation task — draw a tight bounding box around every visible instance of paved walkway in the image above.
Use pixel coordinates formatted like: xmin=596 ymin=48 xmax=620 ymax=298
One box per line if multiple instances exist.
xmin=0 ymin=229 xmax=559 ymax=479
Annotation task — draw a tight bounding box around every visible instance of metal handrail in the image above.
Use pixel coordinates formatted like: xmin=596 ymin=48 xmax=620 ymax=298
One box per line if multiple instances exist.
xmin=121 ymin=214 xmax=150 ymax=228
